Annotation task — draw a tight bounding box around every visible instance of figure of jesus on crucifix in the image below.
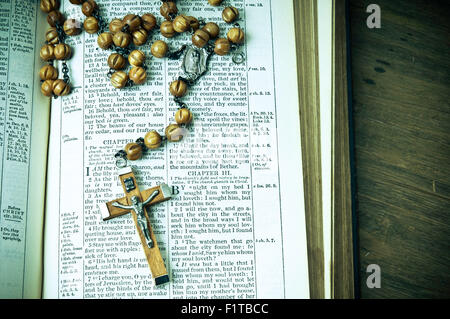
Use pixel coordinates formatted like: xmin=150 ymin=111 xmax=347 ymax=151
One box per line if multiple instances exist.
xmin=100 ymin=167 xmax=172 ymax=286
xmin=111 ymin=191 xmax=159 ymax=249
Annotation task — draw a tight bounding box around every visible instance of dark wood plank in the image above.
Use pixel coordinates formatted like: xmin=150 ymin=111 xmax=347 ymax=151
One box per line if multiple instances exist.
xmin=349 ymin=0 xmax=450 ymax=298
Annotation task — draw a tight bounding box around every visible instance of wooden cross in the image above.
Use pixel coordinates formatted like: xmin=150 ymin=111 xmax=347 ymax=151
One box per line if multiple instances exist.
xmin=99 ymin=166 xmax=171 ymax=286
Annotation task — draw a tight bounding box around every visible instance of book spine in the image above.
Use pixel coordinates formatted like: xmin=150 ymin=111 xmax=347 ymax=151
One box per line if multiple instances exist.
xmin=344 ymin=0 xmax=360 ymax=300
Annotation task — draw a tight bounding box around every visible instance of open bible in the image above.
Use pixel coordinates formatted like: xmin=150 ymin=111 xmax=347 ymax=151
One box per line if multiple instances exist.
xmin=0 ymin=0 xmax=355 ymax=299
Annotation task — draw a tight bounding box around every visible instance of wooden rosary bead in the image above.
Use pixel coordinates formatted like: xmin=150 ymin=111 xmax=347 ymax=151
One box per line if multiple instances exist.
xmin=40 ymin=0 xmax=60 ymax=13
xmin=132 ymin=28 xmax=148 ymax=46
xmin=124 ymin=143 xmax=142 ymax=161
xmin=144 ymin=130 xmax=162 ymax=149
xmin=113 ymin=31 xmax=132 ymax=48
xmin=81 ymin=0 xmax=97 ymax=17
xmin=97 ymin=32 xmax=113 ymax=49
xmin=109 ymin=18 xmax=124 ymax=34
xmin=208 ymin=0 xmax=223 ymax=6
xmin=175 ymin=108 xmax=193 ymax=125
xmin=107 ymin=53 xmax=126 ymax=70
xmin=84 ymin=16 xmax=99 ymax=34
xmin=39 ymin=65 xmax=58 ymax=80
xmin=141 ymin=13 xmax=157 ymax=32
xmin=54 ymin=43 xmax=71 ymax=60
xmin=169 ymin=79 xmax=188 ymax=98
xmin=151 ymin=40 xmax=168 ymax=58
xmin=186 ymin=16 xmax=200 ymax=31
xmin=123 ymin=14 xmax=141 ymax=32
xmin=40 ymin=44 xmax=54 ymax=61
xmin=165 ymin=124 xmax=183 ymax=142
xmin=173 ymin=15 xmax=190 ymax=33
xmin=110 ymin=71 xmax=129 ymax=89
xmin=41 ymin=80 xmax=54 ymax=96
xmin=52 ymin=79 xmax=70 ymax=96
xmin=47 ymin=10 xmax=64 ymax=27
xmin=128 ymin=49 xmax=145 ymax=67
xmin=129 ymin=66 xmax=147 ymax=85
xmin=222 ymin=6 xmax=239 ymax=23
xmin=202 ymin=22 xmax=220 ymax=39
xmin=214 ymin=38 xmax=230 ymax=56
xmin=192 ymin=29 xmax=210 ymax=48
xmin=160 ymin=1 xmax=178 ymax=21
xmin=160 ymin=21 xmax=176 ymax=38
xmin=63 ymin=18 xmax=82 ymax=36
xmin=227 ymin=27 xmax=245 ymax=44
xmin=45 ymin=27 xmax=59 ymax=45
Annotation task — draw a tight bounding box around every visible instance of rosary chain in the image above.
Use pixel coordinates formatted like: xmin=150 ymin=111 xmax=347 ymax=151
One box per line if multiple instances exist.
xmin=92 ymin=10 xmax=108 ymax=34
xmin=55 ymin=23 xmax=67 ymax=43
xmin=62 ymin=61 xmax=70 ymax=84
xmin=167 ymin=45 xmax=187 ymax=60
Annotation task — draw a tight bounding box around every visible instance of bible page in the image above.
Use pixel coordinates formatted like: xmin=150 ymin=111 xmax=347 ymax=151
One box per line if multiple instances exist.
xmin=318 ymin=0 xmax=333 ymax=299
xmin=0 ymin=1 xmax=51 ymax=298
xmin=43 ymin=0 xmax=309 ymax=299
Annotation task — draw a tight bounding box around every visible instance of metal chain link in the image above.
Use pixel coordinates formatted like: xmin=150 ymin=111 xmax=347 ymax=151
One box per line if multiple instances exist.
xmin=92 ymin=10 xmax=108 ymax=34
xmin=114 ymin=46 xmax=131 ymax=58
xmin=55 ymin=23 xmax=66 ymax=43
xmin=62 ymin=61 xmax=70 ymax=84
xmin=174 ymin=97 xmax=187 ymax=109
xmin=167 ymin=45 xmax=187 ymax=60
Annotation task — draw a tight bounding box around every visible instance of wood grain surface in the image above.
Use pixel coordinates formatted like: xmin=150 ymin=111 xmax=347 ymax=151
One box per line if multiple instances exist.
xmin=103 ymin=169 xmax=169 ymax=281
xmin=349 ymin=0 xmax=450 ymax=298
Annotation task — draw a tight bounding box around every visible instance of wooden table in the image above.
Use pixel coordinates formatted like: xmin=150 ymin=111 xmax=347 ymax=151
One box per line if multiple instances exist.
xmin=349 ymin=0 xmax=450 ymax=298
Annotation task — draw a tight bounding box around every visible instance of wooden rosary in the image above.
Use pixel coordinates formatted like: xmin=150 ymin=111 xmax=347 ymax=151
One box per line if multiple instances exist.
xmin=39 ymin=0 xmax=245 ymax=162
xmin=38 ymin=0 xmax=245 ymax=285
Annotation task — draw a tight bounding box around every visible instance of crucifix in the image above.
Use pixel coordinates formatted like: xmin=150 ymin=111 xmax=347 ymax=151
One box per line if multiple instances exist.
xmin=99 ymin=166 xmax=171 ymax=286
